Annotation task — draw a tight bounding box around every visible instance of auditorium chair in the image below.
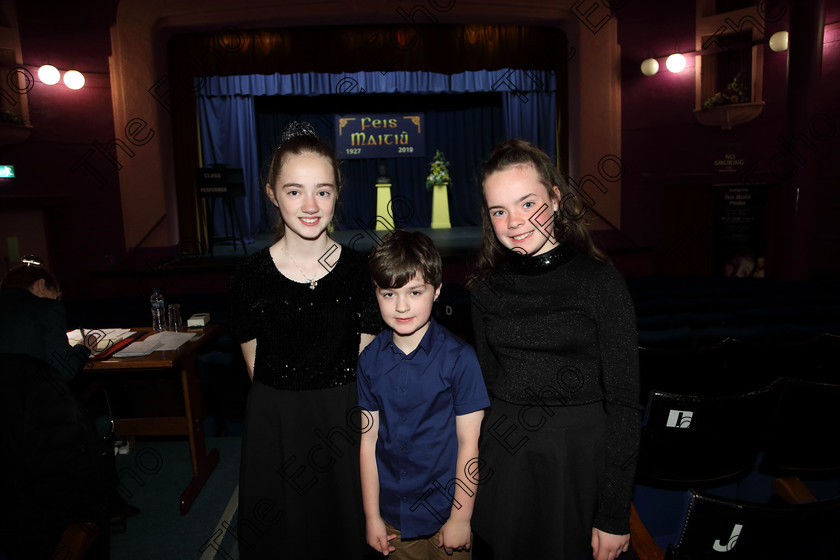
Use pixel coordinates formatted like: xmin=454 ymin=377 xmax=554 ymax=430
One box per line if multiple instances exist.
xmin=760 ymin=377 xmax=840 ymax=503
xmin=632 ymin=383 xmax=781 ymax=552
xmin=630 ymin=489 xmax=840 ymax=560
xmin=636 ymin=382 xmax=781 ymax=489
xmin=637 ymin=337 xmax=775 ymax=405
xmin=768 ymin=332 xmax=840 ymax=384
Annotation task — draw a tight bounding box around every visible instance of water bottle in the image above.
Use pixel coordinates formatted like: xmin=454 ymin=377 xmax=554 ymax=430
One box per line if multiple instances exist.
xmin=150 ymin=289 xmax=166 ymax=331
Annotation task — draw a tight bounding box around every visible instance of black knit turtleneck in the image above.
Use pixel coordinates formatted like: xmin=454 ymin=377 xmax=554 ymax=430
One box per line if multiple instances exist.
xmin=469 ymin=243 xmax=642 ymax=534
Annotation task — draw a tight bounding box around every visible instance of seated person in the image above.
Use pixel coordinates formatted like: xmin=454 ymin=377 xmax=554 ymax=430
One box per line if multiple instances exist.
xmin=0 ymin=262 xmax=93 ymax=379
xmin=0 ymin=261 xmax=137 ymax=559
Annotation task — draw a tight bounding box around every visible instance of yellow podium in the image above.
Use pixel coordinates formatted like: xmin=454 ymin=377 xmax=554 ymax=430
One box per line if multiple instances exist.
xmin=431 ymin=182 xmax=451 ymax=229
xmin=375 ymin=182 xmax=395 ymax=230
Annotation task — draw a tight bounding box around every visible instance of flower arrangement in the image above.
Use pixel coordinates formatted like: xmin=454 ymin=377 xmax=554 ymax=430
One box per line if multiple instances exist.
xmin=701 ymin=72 xmax=748 ymax=110
xmin=425 ymin=149 xmax=450 ymax=190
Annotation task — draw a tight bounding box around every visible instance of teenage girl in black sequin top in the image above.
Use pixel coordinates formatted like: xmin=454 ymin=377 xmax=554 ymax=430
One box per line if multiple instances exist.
xmin=230 ymin=123 xmax=381 ymax=560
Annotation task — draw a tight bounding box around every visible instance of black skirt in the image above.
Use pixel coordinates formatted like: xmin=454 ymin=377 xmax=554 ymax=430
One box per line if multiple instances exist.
xmin=472 ymin=400 xmax=606 ymax=560
xmin=238 ymin=380 xmax=367 ymax=560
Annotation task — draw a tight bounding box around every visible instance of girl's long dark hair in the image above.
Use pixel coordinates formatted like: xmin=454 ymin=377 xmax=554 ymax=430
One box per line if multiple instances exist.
xmin=468 ymin=139 xmax=609 ymax=285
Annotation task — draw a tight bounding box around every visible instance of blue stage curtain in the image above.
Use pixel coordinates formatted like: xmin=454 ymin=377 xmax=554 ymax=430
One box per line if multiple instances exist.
xmin=503 ymin=90 xmax=557 ymax=163
xmin=197 ymin=69 xmax=555 ymax=233
xmin=200 ymin=70 xmax=554 ymax=101
xmin=196 ymin=95 xmax=260 ymax=242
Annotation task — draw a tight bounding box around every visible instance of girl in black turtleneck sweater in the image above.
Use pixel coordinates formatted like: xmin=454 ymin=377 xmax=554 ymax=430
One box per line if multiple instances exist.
xmin=468 ymin=140 xmax=642 ymax=560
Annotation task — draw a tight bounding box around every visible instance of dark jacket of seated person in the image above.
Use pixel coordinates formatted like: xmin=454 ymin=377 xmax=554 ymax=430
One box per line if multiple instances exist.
xmin=0 ymin=265 xmax=90 ymax=380
xmin=0 ymin=352 xmax=111 ymax=559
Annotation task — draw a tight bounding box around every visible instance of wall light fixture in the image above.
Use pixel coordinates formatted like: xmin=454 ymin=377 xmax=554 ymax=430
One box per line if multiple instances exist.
xmin=666 ymin=53 xmax=687 ymax=73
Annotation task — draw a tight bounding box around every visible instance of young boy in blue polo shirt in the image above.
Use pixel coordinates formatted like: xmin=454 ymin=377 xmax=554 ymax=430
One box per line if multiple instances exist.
xmin=358 ymin=230 xmax=490 ymax=559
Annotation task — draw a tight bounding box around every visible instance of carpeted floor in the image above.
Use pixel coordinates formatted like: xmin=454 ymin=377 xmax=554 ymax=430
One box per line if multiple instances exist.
xmin=111 ymin=436 xmax=241 ymax=559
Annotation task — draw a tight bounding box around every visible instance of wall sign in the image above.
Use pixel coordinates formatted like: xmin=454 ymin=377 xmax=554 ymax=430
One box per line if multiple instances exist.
xmin=335 ymin=113 xmax=425 ymax=159
xmin=713 ymin=184 xmax=766 ymax=277
xmin=713 ymin=144 xmax=745 ymax=174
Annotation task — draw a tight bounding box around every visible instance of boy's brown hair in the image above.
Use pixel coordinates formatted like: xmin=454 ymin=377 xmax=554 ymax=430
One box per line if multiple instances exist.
xmin=368 ymin=230 xmax=442 ymax=289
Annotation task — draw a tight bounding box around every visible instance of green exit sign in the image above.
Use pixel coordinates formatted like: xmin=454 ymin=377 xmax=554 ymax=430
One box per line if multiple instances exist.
xmin=0 ymin=165 xmax=15 ymax=178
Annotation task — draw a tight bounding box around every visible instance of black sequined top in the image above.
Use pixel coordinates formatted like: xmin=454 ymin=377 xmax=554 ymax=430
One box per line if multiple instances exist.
xmin=229 ymin=245 xmax=383 ymax=390
xmin=470 ymin=243 xmax=642 ymax=534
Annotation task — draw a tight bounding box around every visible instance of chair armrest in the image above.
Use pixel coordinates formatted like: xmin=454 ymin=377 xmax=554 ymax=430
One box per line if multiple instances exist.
xmin=49 ymin=522 xmax=101 ymax=560
xmin=630 ymin=503 xmax=665 ymax=560
xmin=772 ymin=476 xmax=817 ymax=503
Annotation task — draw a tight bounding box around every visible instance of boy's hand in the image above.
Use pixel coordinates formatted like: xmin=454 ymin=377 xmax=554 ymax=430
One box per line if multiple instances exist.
xmin=438 ymin=518 xmax=472 ymax=555
xmin=366 ymin=516 xmax=396 ymax=556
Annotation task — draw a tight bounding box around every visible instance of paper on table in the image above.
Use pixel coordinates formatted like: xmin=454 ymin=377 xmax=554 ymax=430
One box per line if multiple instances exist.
xmin=67 ymin=328 xmax=133 ymax=351
xmin=151 ymin=331 xmax=197 ymax=351
xmin=113 ymin=338 xmax=163 ymax=357
xmin=113 ymin=331 xmax=197 ymax=357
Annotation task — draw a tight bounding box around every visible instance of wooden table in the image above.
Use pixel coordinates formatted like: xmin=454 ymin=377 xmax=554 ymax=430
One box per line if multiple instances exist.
xmin=84 ymin=325 xmax=223 ymax=515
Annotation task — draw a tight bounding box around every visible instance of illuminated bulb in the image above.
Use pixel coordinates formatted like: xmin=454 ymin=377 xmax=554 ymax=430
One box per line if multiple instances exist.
xmin=769 ymin=30 xmax=789 ymax=52
xmin=640 ymin=58 xmax=659 ymax=76
xmin=666 ymin=53 xmax=686 ymax=73
xmin=38 ymin=64 xmax=60 ymax=85
xmin=63 ymin=70 xmax=85 ymax=90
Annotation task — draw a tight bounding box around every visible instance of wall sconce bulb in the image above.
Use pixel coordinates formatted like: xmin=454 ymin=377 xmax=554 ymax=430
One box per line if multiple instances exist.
xmin=666 ymin=53 xmax=686 ymax=73
xmin=641 ymin=58 xmax=659 ymax=76
xmin=769 ymin=31 xmax=789 ymax=52
xmin=63 ymin=70 xmax=85 ymax=90
xmin=38 ymin=64 xmax=60 ymax=85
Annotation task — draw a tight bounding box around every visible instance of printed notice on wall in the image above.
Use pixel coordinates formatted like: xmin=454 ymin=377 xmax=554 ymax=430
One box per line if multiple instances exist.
xmin=713 ymin=185 xmax=766 ymax=278
xmin=713 ymin=144 xmax=746 ymax=174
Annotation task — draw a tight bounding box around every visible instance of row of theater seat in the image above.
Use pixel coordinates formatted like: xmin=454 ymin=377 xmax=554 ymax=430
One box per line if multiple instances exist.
xmin=631 ymin=375 xmax=840 ymax=559
xmin=627 ymin=276 xmax=840 ymax=352
xmin=630 ymin=490 xmax=840 ymax=560
xmin=638 ymin=332 xmax=840 ymax=402
xmin=638 ymin=377 xmax=840 ymax=486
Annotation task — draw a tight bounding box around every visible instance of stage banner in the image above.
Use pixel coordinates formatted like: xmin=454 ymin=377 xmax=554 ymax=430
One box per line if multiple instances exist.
xmin=335 ymin=113 xmax=425 ymax=159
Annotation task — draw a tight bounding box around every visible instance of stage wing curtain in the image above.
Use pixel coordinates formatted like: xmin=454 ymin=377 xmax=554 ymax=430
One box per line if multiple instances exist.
xmin=197 ymin=69 xmax=555 ymax=234
xmin=197 ymin=95 xmax=260 ymax=242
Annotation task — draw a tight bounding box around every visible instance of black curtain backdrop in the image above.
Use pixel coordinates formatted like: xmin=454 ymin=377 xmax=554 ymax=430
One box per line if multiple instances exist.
xmin=254 ymin=93 xmax=505 ymax=231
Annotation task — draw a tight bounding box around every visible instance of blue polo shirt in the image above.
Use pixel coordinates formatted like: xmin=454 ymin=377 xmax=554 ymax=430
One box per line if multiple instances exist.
xmin=357 ymin=319 xmax=489 ymax=539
